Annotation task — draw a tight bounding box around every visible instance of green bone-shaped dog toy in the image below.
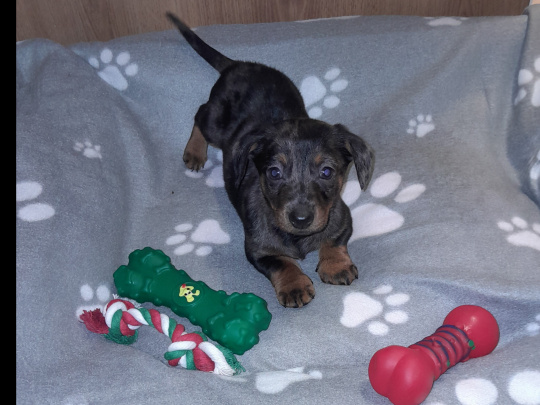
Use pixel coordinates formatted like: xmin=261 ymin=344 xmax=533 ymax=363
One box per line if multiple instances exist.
xmin=113 ymin=247 xmax=272 ymax=355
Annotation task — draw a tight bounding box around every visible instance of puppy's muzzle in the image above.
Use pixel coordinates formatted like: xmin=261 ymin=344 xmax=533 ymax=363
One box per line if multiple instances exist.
xmin=288 ymin=204 xmax=314 ymax=230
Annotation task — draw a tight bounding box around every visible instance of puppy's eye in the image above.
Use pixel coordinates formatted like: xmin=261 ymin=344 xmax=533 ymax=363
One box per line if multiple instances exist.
xmin=320 ymin=167 xmax=334 ymax=179
xmin=267 ymin=167 xmax=282 ymax=180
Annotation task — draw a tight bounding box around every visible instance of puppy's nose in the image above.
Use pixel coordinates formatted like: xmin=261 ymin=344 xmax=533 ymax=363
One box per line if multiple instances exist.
xmin=288 ymin=206 xmax=314 ymax=229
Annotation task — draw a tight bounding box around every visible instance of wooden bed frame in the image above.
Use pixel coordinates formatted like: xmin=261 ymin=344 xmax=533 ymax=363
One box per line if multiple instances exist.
xmin=17 ymin=0 xmax=534 ymax=46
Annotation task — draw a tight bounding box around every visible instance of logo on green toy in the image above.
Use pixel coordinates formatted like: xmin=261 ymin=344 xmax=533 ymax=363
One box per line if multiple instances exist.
xmin=179 ymin=283 xmax=200 ymax=303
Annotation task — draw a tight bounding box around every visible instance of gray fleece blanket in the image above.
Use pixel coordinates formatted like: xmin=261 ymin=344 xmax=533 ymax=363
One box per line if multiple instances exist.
xmin=16 ymin=6 xmax=540 ymax=405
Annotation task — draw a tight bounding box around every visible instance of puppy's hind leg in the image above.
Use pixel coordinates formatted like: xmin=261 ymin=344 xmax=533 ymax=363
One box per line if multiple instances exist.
xmin=183 ymin=124 xmax=208 ymax=171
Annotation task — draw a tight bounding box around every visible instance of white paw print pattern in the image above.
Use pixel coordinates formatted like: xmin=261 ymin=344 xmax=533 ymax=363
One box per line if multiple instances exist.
xmin=454 ymin=370 xmax=540 ymax=405
xmin=255 ymin=367 xmax=322 ymax=394
xmin=526 ymin=314 xmax=540 ymax=337
xmin=342 ymin=171 xmax=425 ymax=241
xmin=61 ymin=394 xmax=90 ymax=405
xmin=300 ymin=67 xmax=348 ymax=118
xmin=454 ymin=378 xmax=498 ymax=405
xmin=166 ymin=219 xmax=231 ymax=256
xmin=529 ymin=150 xmax=540 ymax=195
xmin=497 ymin=216 xmax=540 ymax=251
xmin=185 ymin=150 xmax=224 ymax=188
xmin=407 ymin=114 xmax=435 ymax=138
xmin=340 ymin=284 xmax=409 ymax=335
xmin=531 ymin=150 xmax=540 ymax=197
xmin=425 ymin=17 xmax=468 ymax=27
xmin=515 ymin=57 xmax=540 ymax=107
xmin=507 ymin=370 xmax=540 ymax=405
xmin=76 ymin=283 xmax=111 ymax=319
xmin=74 ymin=140 xmax=102 ymax=159
xmin=16 ymin=181 xmax=55 ymax=222
xmin=89 ymin=48 xmax=138 ymax=91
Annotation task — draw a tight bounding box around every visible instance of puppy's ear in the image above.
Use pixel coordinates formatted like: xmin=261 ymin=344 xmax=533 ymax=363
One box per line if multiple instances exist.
xmin=335 ymin=124 xmax=375 ymax=190
xmin=231 ymin=132 xmax=267 ymax=190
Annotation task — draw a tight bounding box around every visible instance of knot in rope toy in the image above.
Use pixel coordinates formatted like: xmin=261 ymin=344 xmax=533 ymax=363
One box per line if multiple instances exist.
xmin=80 ymin=298 xmax=244 ymax=376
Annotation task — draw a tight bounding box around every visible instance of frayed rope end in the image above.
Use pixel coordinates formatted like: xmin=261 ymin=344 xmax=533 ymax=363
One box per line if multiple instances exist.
xmin=80 ymin=308 xmax=138 ymax=345
xmin=80 ymin=309 xmax=109 ymax=335
xmin=217 ymin=345 xmax=246 ymax=375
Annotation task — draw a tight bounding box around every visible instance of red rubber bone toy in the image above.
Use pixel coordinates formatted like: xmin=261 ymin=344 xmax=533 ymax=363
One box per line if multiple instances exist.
xmin=368 ymin=305 xmax=499 ymax=405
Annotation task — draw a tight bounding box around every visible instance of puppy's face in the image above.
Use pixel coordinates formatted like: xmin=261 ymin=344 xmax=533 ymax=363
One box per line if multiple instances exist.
xmin=238 ymin=119 xmax=374 ymax=236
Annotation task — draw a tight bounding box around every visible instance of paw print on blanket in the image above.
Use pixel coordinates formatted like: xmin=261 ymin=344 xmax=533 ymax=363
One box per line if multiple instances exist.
xmin=255 ymin=367 xmax=323 ymax=394
xmin=16 ymin=181 xmax=55 ymax=222
xmin=300 ymin=68 xmax=348 ymax=118
xmin=342 ymin=171 xmax=426 ymax=241
xmin=166 ymin=220 xmax=231 ymax=256
xmin=454 ymin=370 xmax=540 ymax=405
xmin=530 ymin=150 xmax=540 ymax=197
xmin=74 ymin=140 xmax=102 ymax=159
xmin=515 ymin=57 xmax=540 ymax=107
xmin=75 ymin=283 xmax=111 ymax=319
xmin=425 ymin=17 xmax=468 ymax=27
xmin=88 ymin=48 xmax=138 ymax=91
xmin=184 ymin=149 xmax=224 ymax=188
xmin=497 ymin=216 xmax=540 ymax=251
xmin=407 ymin=114 xmax=435 ymax=138
xmin=340 ymin=284 xmax=409 ymax=335
xmin=508 ymin=370 xmax=540 ymax=404
xmin=526 ymin=314 xmax=540 ymax=337
xmin=455 ymin=378 xmax=499 ymax=405
xmin=60 ymin=393 xmax=90 ymax=405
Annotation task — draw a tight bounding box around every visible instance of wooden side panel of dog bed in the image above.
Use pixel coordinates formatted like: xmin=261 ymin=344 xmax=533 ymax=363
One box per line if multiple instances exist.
xmin=16 ymin=0 xmax=531 ymax=46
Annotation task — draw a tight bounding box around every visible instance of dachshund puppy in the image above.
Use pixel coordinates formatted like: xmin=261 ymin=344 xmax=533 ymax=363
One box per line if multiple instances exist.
xmin=167 ymin=13 xmax=374 ymax=308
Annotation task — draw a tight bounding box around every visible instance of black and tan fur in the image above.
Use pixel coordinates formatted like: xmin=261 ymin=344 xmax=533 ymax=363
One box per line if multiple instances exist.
xmin=167 ymin=13 xmax=374 ymax=308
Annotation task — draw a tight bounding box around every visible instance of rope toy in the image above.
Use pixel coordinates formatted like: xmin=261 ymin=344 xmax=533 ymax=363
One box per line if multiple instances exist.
xmin=80 ymin=298 xmax=245 ymax=376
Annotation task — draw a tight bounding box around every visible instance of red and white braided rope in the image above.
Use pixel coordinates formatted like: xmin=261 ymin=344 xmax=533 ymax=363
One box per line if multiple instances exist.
xmin=103 ymin=299 xmax=237 ymax=376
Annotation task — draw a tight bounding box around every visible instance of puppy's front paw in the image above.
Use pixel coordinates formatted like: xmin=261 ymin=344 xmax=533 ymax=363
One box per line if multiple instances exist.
xmin=269 ymin=262 xmax=315 ymax=308
xmin=183 ymin=124 xmax=208 ymax=171
xmin=317 ymin=262 xmax=358 ymax=285
xmin=276 ymin=274 xmax=315 ymax=308
xmin=317 ymin=243 xmax=358 ymax=285
xmin=183 ymin=150 xmax=207 ymax=171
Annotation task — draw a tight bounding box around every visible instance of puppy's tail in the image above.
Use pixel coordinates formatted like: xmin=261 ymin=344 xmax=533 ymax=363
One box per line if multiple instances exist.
xmin=166 ymin=12 xmax=234 ymax=73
